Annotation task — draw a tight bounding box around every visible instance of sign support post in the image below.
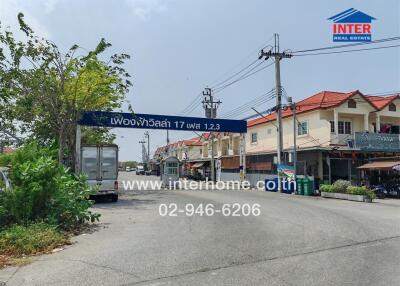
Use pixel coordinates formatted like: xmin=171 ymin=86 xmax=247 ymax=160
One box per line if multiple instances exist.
xmin=75 ymin=125 xmax=81 ymax=174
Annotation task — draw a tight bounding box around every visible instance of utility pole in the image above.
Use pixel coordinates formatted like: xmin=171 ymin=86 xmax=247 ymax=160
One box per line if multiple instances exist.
xmin=202 ymin=87 xmax=221 ymax=182
xmin=75 ymin=125 xmax=81 ymax=174
xmin=239 ymin=133 xmax=246 ymax=183
xmin=259 ymin=33 xmax=292 ymax=192
xmin=144 ymin=131 xmax=150 ymax=171
xmin=139 ymin=140 xmax=147 ymax=166
xmin=288 ymin=97 xmax=297 ymax=185
xmin=166 ymin=130 xmax=170 ymax=145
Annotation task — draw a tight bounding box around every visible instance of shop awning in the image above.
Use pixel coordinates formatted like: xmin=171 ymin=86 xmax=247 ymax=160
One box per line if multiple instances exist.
xmin=357 ymin=161 xmax=400 ymax=171
xmin=192 ymin=162 xmax=205 ymax=168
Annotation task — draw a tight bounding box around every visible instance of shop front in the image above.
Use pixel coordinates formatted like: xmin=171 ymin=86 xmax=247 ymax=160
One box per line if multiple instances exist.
xmin=358 ymin=160 xmax=400 ymax=189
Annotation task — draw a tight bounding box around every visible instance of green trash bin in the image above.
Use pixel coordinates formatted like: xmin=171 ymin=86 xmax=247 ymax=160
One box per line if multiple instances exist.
xmin=303 ymin=177 xmax=313 ymax=196
xmin=296 ymin=178 xmax=304 ymax=195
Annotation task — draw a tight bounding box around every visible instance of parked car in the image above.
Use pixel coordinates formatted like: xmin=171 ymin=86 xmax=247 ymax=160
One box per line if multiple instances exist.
xmin=126 ymin=166 xmax=131 ymax=172
xmin=0 ymin=167 xmax=11 ymax=192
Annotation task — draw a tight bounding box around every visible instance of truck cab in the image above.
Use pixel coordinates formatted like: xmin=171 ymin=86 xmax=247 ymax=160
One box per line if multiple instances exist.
xmin=81 ymin=144 xmax=119 ymax=202
xmin=136 ymin=165 xmax=145 ymax=175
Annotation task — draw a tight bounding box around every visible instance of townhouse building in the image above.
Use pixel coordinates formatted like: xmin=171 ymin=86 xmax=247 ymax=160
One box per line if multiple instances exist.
xmin=153 ymin=136 xmax=204 ymax=177
xmin=153 ymin=90 xmax=400 ymax=185
xmin=222 ymin=90 xmax=400 ymax=185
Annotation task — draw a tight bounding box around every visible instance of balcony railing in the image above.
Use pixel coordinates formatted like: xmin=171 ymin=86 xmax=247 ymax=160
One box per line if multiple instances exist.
xmin=354 ymin=132 xmax=400 ymax=151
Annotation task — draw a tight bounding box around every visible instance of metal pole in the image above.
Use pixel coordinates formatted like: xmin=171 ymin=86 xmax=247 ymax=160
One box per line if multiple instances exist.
xmin=139 ymin=140 xmax=146 ymax=165
xmin=239 ymin=134 xmax=243 ymax=182
xmin=145 ymin=131 xmax=150 ymax=169
xmin=274 ymin=33 xmax=283 ymax=192
xmin=167 ymin=130 xmax=170 ymax=145
xmin=202 ymin=87 xmax=220 ymax=183
xmin=75 ymin=125 xmax=81 ymax=174
xmin=210 ymin=99 xmax=215 ymax=182
xmin=240 ymin=133 xmax=246 ymax=182
xmin=292 ymin=101 xmax=297 ymax=183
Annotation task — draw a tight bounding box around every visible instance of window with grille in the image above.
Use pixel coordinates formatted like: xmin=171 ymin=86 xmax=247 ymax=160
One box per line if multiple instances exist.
xmin=297 ymin=121 xmax=308 ymax=136
xmin=166 ymin=162 xmax=178 ymax=175
xmin=251 ymin=132 xmax=258 ymax=143
xmin=330 ymin=121 xmax=335 ymax=133
xmin=389 ymin=103 xmax=396 ymax=112
xmin=338 ymin=121 xmax=351 ymax=134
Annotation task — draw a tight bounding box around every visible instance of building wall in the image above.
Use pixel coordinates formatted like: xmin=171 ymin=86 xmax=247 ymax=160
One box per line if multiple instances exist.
xmin=376 ymin=98 xmax=400 ymax=125
xmin=186 ymin=145 xmax=202 ymax=160
xmin=246 ymin=110 xmax=331 ymax=153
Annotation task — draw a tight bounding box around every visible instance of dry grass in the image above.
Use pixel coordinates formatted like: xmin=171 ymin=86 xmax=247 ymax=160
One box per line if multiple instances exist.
xmin=0 ymin=223 xmax=70 ymax=269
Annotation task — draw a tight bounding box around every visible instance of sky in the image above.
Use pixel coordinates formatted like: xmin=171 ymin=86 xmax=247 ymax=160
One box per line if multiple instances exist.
xmin=1 ymin=0 xmax=399 ymax=161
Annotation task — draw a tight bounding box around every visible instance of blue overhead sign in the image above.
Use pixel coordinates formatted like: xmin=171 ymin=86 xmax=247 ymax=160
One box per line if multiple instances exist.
xmin=79 ymin=111 xmax=247 ymax=133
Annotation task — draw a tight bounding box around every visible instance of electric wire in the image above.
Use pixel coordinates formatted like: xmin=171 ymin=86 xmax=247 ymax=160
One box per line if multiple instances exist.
xmin=214 ymin=60 xmax=275 ymax=95
xmin=208 ymin=35 xmax=274 ymax=88
xmin=221 ymin=90 xmax=276 ymax=119
xmin=292 ymin=36 xmax=400 ymax=54
xmin=292 ymin=44 xmax=400 ymax=57
xmin=179 ymin=35 xmax=274 ymax=116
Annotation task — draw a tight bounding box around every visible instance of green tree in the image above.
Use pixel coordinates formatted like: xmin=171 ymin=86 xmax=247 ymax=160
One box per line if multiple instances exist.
xmin=0 ymin=13 xmax=132 ymax=169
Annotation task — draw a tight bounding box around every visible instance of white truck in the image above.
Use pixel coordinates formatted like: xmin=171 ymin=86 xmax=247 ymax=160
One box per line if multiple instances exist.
xmin=136 ymin=165 xmax=145 ymax=175
xmin=81 ymin=144 xmax=119 ymax=202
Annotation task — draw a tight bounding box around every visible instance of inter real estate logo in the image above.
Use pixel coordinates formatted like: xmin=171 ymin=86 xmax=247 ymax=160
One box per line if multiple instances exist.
xmin=328 ymin=8 xmax=376 ymax=42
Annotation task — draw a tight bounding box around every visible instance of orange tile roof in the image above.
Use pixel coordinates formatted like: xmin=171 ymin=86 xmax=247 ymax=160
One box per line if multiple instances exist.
xmin=366 ymin=95 xmax=399 ymax=110
xmin=182 ymin=137 xmax=203 ymax=146
xmin=247 ymin=90 xmax=378 ymax=127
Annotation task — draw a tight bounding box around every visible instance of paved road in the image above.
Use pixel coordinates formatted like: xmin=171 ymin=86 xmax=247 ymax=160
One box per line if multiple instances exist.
xmin=1 ymin=173 xmax=400 ymax=286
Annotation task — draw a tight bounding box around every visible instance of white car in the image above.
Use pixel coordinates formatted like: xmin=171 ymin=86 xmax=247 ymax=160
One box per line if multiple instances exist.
xmin=0 ymin=167 xmax=11 ymax=192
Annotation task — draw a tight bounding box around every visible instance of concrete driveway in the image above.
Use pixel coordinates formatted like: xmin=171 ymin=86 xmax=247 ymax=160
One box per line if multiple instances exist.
xmin=1 ymin=173 xmax=400 ymax=285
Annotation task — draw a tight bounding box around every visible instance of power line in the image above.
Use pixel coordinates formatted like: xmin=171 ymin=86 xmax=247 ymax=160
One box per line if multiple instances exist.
xmin=214 ymin=60 xmax=275 ymax=95
xmin=292 ymin=44 xmax=400 ymax=57
xmin=179 ymin=91 xmax=203 ymax=115
xmin=222 ymin=92 xmax=276 ymax=119
xmin=292 ymin=36 xmax=400 ymax=54
xmin=211 ymin=59 xmax=259 ymax=89
xmin=208 ymin=35 xmax=274 ymax=87
xmin=178 ymin=35 xmax=274 ymax=116
xmin=223 ymin=95 xmax=275 ymax=119
xmin=183 ymin=60 xmax=275 ymax=116
xmin=221 ymin=88 xmax=277 ymax=118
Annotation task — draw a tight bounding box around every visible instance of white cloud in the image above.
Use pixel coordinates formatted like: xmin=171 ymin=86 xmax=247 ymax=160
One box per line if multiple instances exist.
xmin=124 ymin=0 xmax=169 ymax=21
xmin=43 ymin=0 xmax=60 ymax=14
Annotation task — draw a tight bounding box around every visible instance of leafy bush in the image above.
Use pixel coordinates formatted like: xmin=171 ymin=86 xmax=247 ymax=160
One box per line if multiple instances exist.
xmin=320 ymin=184 xmax=334 ymax=193
xmin=347 ymin=186 xmax=376 ymax=200
xmin=0 ymin=223 xmax=68 ymax=257
xmin=0 ymin=142 xmax=100 ymax=230
xmin=332 ymin=180 xmax=351 ymax=193
xmin=319 ymin=182 xmax=376 ymax=200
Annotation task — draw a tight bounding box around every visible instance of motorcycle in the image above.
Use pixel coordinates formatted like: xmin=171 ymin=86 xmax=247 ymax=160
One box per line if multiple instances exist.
xmin=371 ymin=184 xmax=387 ymax=199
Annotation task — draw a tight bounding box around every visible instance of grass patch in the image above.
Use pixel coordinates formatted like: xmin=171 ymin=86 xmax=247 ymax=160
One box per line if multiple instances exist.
xmin=0 ymin=223 xmax=70 ymax=263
